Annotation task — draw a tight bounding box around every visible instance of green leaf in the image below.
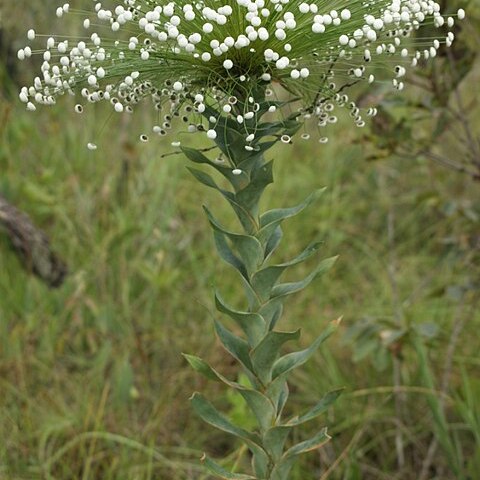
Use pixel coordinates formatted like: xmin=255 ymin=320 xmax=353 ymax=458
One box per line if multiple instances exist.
xmin=269 ymin=428 xmax=330 ymax=480
xmin=236 ymin=160 xmax=274 ymax=213
xmin=226 ymin=198 xmax=260 ymax=234
xmin=251 ymin=330 xmax=301 ymax=384
xmin=183 ymin=354 xmax=219 ymax=382
xmin=214 ymin=320 xmax=254 ymax=373
xmin=205 ymin=207 xmax=264 ymax=278
xmin=181 ymin=146 xmax=212 ymax=165
xmin=214 ymin=122 xmax=252 ymax=164
xmin=259 ymin=189 xmax=326 ymax=229
xmin=275 ymin=379 xmax=289 ymax=417
xmin=213 ymin=230 xmax=248 ymax=280
xmin=286 ymin=388 xmax=344 ymax=426
xmin=182 ymin=146 xmax=245 ymax=190
xmin=215 ymin=292 xmax=266 ymax=347
xmin=264 ymin=225 xmax=283 ymax=261
xmin=272 ymin=318 xmax=340 ymax=380
xmin=251 ymin=242 xmax=322 ymax=302
xmin=263 ymin=426 xmax=291 ymax=461
xmin=187 ymin=167 xmax=256 ymax=234
xmin=187 ymin=166 xmax=224 ymax=191
xmin=270 ymin=256 xmax=338 ymax=298
xmin=257 ymin=189 xmax=325 ymax=256
xmin=258 ymin=297 xmax=284 ymax=329
xmin=266 ymin=374 xmax=289 ymax=413
xmin=201 ymin=455 xmax=257 ymax=480
xmin=251 ymin=449 xmax=269 ymax=479
xmin=283 ymin=427 xmax=331 ymax=457
xmin=185 ymin=356 xmax=275 ymax=431
xmin=269 ymin=303 xmax=284 ymax=331
xmin=190 ymin=393 xmax=261 ymax=446
xmin=238 ymin=389 xmax=276 ymax=432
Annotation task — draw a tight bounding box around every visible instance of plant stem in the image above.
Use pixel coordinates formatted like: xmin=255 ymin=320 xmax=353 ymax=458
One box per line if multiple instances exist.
xmin=184 ymin=105 xmax=340 ymax=479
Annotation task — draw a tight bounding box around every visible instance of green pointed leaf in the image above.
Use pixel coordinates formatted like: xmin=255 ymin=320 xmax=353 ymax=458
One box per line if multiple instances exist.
xmin=182 ymin=146 xmax=245 ymax=190
xmin=283 ymin=427 xmax=331 ymax=457
xmin=191 ymin=393 xmax=261 ymax=446
xmin=236 ymin=161 xmax=274 ymax=213
xmin=283 ymin=120 xmax=302 ymax=138
xmin=238 ymin=388 xmax=276 ymax=432
xmin=259 ymin=189 xmax=326 ymax=229
xmin=270 ymin=256 xmax=338 ymax=298
xmin=185 ymin=356 xmax=275 ymax=431
xmin=276 ymin=379 xmax=289 ymax=417
xmin=251 ymin=449 xmax=269 ymax=479
xmin=187 ymin=167 xmax=257 ymax=233
xmin=286 ymin=388 xmax=344 ymax=426
xmin=187 ymin=166 xmax=223 ymax=191
xmin=205 ymin=207 xmax=264 ymax=278
xmin=181 ymin=146 xmax=212 ymax=165
xmin=227 ymin=198 xmax=259 ymax=235
xmin=257 ymin=189 xmax=325 ymax=255
xmin=183 ymin=354 xmax=219 ymax=381
xmin=266 ymin=373 xmax=289 ymax=412
xmin=269 ymin=428 xmax=330 ymax=480
xmin=240 ymin=275 xmax=262 ymax=311
xmin=215 ymin=124 xmax=252 ymax=164
xmin=272 ymin=318 xmax=341 ymax=380
xmin=215 ymin=292 xmax=266 ymax=347
xmin=251 ymin=242 xmax=322 ymax=302
xmin=263 ymin=426 xmax=292 ymax=461
xmin=251 ymin=330 xmax=301 ymax=384
xmin=264 ymin=225 xmax=283 ymax=261
xmin=258 ymin=297 xmax=284 ymax=329
xmin=213 ymin=230 xmax=248 ymax=280
xmin=214 ymin=320 xmax=254 ymax=373
xmin=269 ymin=303 xmax=284 ymax=331
xmin=201 ymin=455 xmax=257 ymax=480
xmin=236 ymin=151 xmax=266 ymax=175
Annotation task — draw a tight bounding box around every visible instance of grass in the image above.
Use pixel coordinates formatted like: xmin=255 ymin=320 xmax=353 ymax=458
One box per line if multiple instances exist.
xmin=1 ymin=6 xmax=480 ymax=478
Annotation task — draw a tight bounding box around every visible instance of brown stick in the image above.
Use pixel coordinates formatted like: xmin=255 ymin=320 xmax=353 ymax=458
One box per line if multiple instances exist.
xmin=0 ymin=194 xmax=67 ymax=287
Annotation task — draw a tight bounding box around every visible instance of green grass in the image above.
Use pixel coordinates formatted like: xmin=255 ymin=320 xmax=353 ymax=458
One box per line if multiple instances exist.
xmin=1 ymin=9 xmax=480 ymax=477
xmin=1 ymin=92 xmax=478 ymax=479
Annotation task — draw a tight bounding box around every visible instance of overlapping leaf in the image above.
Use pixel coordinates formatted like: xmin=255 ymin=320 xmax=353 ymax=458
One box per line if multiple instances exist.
xmin=215 ymin=292 xmax=266 ymax=346
xmin=205 ymin=207 xmax=264 ymax=278
xmin=251 ymin=330 xmax=301 ymax=384
xmin=272 ymin=318 xmax=341 ymax=380
xmin=201 ymin=455 xmax=257 ymax=480
xmin=251 ymin=242 xmax=322 ymax=302
xmin=185 ymin=355 xmax=276 ymax=431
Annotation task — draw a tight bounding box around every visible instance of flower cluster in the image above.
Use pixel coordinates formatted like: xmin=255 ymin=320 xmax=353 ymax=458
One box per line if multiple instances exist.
xmin=18 ymin=0 xmax=465 ymax=150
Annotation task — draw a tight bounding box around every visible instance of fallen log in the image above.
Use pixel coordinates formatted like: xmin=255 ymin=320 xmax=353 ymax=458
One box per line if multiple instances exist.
xmin=0 ymin=194 xmax=67 ymax=287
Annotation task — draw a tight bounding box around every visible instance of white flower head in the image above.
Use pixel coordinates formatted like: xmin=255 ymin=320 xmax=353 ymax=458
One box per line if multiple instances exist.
xmin=18 ymin=0 xmax=464 ymax=148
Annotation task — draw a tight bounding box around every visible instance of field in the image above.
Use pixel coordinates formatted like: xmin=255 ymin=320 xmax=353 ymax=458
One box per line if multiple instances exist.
xmin=0 ymin=2 xmax=479 ymax=479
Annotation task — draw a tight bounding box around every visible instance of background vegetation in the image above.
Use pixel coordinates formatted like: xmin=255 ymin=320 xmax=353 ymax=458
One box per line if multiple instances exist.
xmin=0 ymin=1 xmax=479 ymax=479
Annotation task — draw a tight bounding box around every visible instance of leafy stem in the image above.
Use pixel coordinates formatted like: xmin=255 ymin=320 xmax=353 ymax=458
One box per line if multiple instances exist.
xmin=182 ymin=103 xmax=341 ymax=480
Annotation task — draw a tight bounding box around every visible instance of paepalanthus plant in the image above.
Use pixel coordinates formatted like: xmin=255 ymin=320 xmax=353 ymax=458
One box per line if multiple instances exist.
xmin=19 ymin=1 xmax=464 ymax=478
